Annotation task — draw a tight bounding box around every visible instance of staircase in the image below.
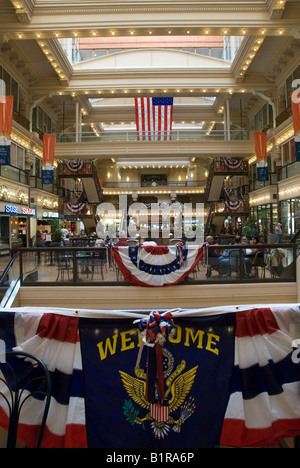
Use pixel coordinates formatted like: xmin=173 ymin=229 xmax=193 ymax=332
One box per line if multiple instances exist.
xmin=205 ymin=158 xmax=248 ymax=202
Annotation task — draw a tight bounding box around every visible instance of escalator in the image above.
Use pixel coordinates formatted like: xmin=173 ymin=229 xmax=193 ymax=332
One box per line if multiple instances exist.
xmin=0 ymin=252 xmax=20 ymax=308
xmin=0 ymin=250 xmax=40 ymax=308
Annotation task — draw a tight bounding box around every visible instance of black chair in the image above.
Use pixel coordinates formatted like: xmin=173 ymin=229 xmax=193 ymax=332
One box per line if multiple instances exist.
xmin=0 ymin=351 xmax=51 ymax=448
xmin=253 ymin=251 xmax=267 ymax=278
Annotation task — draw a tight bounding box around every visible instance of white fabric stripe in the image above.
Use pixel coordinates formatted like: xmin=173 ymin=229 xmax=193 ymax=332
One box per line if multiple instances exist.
xmin=166 ymin=105 xmax=171 ymax=140
xmin=14 ymin=312 xmax=41 ymax=346
xmin=0 ymin=380 xmax=85 ymax=435
xmin=14 ymin=336 xmax=79 ymax=375
xmin=137 ymin=98 xmax=143 ymax=140
xmin=149 ymin=97 xmax=154 ymax=139
xmin=160 ymin=105 xmax=164 ymax=140
xmin=4 ymin=304 xmax=300 ymax=320
xmin=154 ymin=105 xmax=159 ymax=141
xmin=235 ymin=331 xmax=293 ymax=369
xmin=118 ymin=245 xmax=200 ymax=266
xmin=117 ymin=246 xmax=200 ymax=286
xmin=224 ymin=382 xmax=300 ymax=428
xmin=144 ymin=98 xmax=149 ymax=141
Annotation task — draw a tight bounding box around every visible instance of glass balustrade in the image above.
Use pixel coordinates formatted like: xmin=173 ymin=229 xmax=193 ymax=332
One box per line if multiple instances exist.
xmin=16 ymin=244 xmax=296 ymax=287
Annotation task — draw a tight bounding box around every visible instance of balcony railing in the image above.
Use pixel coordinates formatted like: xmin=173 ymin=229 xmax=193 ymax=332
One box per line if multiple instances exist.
xmin=278 ymin=161 xmax=300 ymax=181
xmin=15 ymin=243 xmax=296 ymax=287
xmin=102 ymin=180 xmax=206 ymax=189
xmin=0 ymin=165 xmax=28 ymax=185
xmin=30 ymin=176 xmax=58 ymax=195
xmin=56 ymin=129 xmax=252 ymax=143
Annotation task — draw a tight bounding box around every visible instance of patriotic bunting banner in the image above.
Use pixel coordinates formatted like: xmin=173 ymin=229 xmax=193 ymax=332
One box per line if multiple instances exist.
xmin=224 ymin=200 xmax=243 ymax=212
xmin=65 ymin=202 xmax=87 ymax=214
xmin=112 ymin=244 xmax=203 ymax=287
xmin=291 ymin=95 xmax=300 ymax=162
xmin=0 ymin=305 xmax=299 ymax=449
xmin=0 ymin=96 xmax=13 ymax=165
xmin=42 ymin=135 xmax=56 ymax=184
xmin=254 ymin=131 xmax=268 ymax=181
xmin=64 ymin=160 xmax=86 ymax=173
xmin=135 ymin=97 xmax=173 ymax=141
xmin=221 ymin=157 xmax=243 ymax=170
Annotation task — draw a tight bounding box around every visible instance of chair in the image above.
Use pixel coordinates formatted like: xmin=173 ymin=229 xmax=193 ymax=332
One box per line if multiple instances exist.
xmin=56 ymin=254 xmax=73 ymax=281
xmin=91 ymin=249 xmax=107 ymax=280
xmin=0 ymin=351 xmax=51 ymax=448
xmin=229 ymin=249 xmax=240 ymax=278
xmin=253 ymin=251 xmax=267 ymax=278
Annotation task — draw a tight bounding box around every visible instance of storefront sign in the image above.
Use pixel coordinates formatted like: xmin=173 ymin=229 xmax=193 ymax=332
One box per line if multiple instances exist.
xmin=42 ymin=211 xmax=59 ymax=218
xmin=5 ymin=204 xmax=18 ymax=214
xmin=21 ymin=207 xmax=36 ymax=216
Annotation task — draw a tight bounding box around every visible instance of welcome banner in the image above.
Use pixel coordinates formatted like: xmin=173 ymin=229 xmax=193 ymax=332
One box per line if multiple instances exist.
xmin=255 ymin=131 xmax=268 ymax=181
xmin=0 ymin=96 xmax=13 ymax=165
xmin=0 ymin=305 xmax=299 ymax=449
xmin=291 ymin=96 xmax=300 ymax=161
xmin=42 ymin=135 xmax=56 ymax=184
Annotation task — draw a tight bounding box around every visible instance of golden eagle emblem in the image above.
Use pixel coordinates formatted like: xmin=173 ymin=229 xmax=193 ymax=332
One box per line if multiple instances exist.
xmin=119 ymin=358 xmax=197 ymax=439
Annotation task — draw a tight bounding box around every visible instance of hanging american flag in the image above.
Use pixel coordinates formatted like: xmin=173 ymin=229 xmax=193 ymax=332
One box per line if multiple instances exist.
xmin=135 ymin=97 xmax=173 ymax=141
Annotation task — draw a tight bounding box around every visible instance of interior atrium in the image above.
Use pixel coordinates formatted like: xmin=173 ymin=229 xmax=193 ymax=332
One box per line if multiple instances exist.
xmin=0 ymin=0 xmax=299 ymax=450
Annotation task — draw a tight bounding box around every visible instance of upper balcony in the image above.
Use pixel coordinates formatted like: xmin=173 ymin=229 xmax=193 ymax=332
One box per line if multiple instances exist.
xmin=54 ymin=129 xmax=255 ymax=160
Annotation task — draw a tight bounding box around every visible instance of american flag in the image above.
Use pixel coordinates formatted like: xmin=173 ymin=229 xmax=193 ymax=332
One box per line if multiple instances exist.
xmin=135 ymin=97 xmax=173 ymax=141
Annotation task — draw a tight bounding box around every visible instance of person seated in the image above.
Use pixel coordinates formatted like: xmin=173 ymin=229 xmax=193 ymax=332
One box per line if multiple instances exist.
xmin=205 ymin=235 xmax=230 ymax=278
xmin=230 ymin=236 xmax=252 ymax=276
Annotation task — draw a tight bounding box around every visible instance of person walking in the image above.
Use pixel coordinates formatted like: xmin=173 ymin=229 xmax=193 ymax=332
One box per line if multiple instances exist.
xmin=274 ymin=223 xmax=282 ymax=243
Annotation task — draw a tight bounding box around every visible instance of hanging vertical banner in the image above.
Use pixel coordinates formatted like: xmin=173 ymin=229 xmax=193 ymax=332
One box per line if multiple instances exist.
xmin=291 ymin=95 xmax=300 ymax=161
xmin=42 ymin=135 xmax=55 ymax=184
xmin=0 ymin=96 xmax=13 ymax=165
xmin=255 ymin=131 xmax=268 ymax=181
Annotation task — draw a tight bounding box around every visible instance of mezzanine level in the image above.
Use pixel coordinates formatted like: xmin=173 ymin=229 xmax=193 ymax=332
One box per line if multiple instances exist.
xmin=54 ymin=130 xmax=255 ymax=160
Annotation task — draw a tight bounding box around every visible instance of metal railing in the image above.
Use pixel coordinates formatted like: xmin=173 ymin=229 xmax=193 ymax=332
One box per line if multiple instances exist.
xmin=56 ymin=129 xmax=252 ymax=143
xmin=12 ymin=243 xmax=297 ymax=287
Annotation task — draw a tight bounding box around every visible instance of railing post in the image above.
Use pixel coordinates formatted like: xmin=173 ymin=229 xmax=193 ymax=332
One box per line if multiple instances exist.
xmin=19 ymin=250 xmax=23 ymax=286
xmin=73 ymin=249 xmax=77 ymax=284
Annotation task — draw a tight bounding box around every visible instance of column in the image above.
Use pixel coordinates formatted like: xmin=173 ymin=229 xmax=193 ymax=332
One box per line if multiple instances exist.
xmin=226 ymin=98 xmax=231 ymax=140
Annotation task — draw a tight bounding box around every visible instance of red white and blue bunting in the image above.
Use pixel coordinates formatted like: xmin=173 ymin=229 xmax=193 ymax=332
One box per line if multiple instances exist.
xmin=112 ymin=244 xmax=203 ymax=287
xmin=224 ymin=200 xmax=243 ymax=212
xmin=65 ymin=202 xmax=88 ymax=214
xmin=64 ymin=160 xmax=86 ymax=173
xmin=221 ymin=157 xmax=243 ymax=170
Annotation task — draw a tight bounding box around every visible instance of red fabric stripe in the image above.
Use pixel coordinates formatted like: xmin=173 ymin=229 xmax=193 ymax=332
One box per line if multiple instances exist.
xmin=147 ymin=97 xmax=151 ymax=137
xmin=112 ymin=246 xmax=203 ymax=287
xmin=143 ymin=245 xmax=169 ymax=255
xmin=220 ymin=418 xmax=300 ymax=447
xmin=164 ymin=105 xmax=168 ymax=140
xmin=0 ymin=408 xmax=87 ymax=448
xmin=36 ymin=314 xmax=79 ymax=343
xmin=235 ymin=308 xmax=279 ymax=338
xmin=141 ymin=98 xmax=146 ymax=140
xmin=157 ymin=105 xmax=161 ymax=140
xmin=135 ymin=98 xmax=140 ymax=140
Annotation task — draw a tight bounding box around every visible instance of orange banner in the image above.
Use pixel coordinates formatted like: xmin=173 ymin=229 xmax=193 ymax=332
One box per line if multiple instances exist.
xmin=0 ymin=96 xmax=13 ymax=136
xmin=254 ymin=131 xmax=268 ymax=181
xmin=292 ymin=97 xmax=300 ymax=136
xmin=254 ymin=131 xmax=267 ymax=163
xmin=43 ymin=134 xmax=56 ymax=166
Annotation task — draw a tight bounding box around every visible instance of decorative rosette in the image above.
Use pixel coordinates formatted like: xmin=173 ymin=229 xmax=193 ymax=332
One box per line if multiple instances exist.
xmin=134 ymin=311 xmax=175 ymax=347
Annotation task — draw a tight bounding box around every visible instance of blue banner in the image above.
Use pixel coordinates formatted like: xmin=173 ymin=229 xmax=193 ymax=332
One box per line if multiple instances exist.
xmin=0 ymin=145 xmax=10 ymax=165
xmin=42 ymin=169 xmax=54 ymax=184
xmin=79 ymin=314 xmax=235 ymax=448
xmin=295 ymin=138 xmax=300 ymax=162
xmin=257 ymin=166 xmax=268 ymax=181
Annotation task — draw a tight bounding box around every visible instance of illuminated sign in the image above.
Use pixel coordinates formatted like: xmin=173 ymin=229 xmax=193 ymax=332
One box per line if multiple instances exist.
xmin=21 ymin=208 xmax=36 ymax=216
xmin=42 ymin=211 xmax=59 ymax=218
xmin=5 ymin=205 xmax=18 ymax=214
